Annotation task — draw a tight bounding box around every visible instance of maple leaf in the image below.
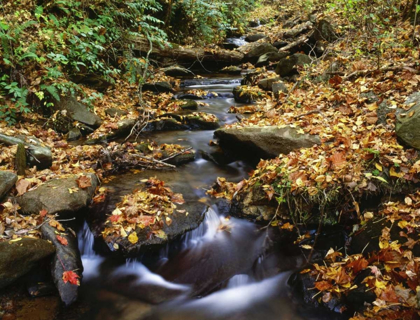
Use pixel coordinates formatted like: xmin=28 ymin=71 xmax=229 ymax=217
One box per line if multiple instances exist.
xmin=62 ymin=270 xmax=80 ymax=286
xmin=56 ymin=235 xmax=68 ymax=246
xmin=328 ymin=152 xmax=347 ymax=169
xmin=109 ymin=214 xmax=120 ymax=223
xmin=39 ymin=209 xmax=48 ymax=217
xmin=76 ymin=176 xmax=92 ymax=189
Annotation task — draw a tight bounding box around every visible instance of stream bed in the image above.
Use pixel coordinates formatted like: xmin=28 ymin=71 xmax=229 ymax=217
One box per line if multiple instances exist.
xmin=68 ymin=77 xmax=344 ymax=320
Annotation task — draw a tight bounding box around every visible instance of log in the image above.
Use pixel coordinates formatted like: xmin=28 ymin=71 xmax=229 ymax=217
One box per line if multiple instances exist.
xmin=131 ymin=37 xmax=244 ymax=66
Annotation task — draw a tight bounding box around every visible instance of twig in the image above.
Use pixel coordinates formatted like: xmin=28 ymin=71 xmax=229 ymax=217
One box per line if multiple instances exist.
xmin=132 ymin=154 xmax=176 ymax=168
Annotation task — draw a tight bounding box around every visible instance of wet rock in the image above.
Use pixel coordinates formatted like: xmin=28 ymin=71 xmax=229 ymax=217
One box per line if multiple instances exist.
xmin=163 ymin=65 xmax=193 ymax=77
xmin=143 ymin=82 xmax=174 ymax=94
xmin=179 ymin=100 xmax=198 ymax=110
xmin=233 ymin=86 xmax=265 ymax=103
xmin=256 ymin=52 xmax=289 ymax=67
xmin=163 ymin=148 xmax=196 ymax=166
xmin=17 ymin=173 xmax=99 ymax=219
xmin=220 ymin=66 xmax=242 ymax=75
xmin=105 ymin=108 xmax=129 ymax=117
xmin=91 ymin=170 xmax=208 ymax=254
xmin=230 ymin=187 xmax=277 ymax=221
xmin=396 ymin=92 xmax=420 ymax=149
xmin=242 ymin=43 xmax=278 ymax=63
xmin=201 ymin=148 xmax=235 ymax=166
xmin=0 ymin=134 xmax=52 ymax=170
xmin=0 ymin=171 xmax=17 ymax=200
xmin=214 ymin=125 xmax=320 ymax=164
xmin=275 ymin=53 xmax=311 ymax=77
xmin=273 ymin=41 xmax=289 ymax=49
xmin=41 ymin=224 xmax=83 ymax=306
xmin=176 ymin=93 xmax=204 ymax=100
xmin=52 ymin=95 xmax=103 ymax=128
xmin=144 ymin=113 xmax=219 ymax=132
xmin=245 ymin=33 xmax=267 ymax=42
xmin=0 ymin=238 xmax=55 ymax=289
xmin=313 ymin=19 xmax=338 ymax=42
xmin=67 ymin=127 xmax=82 ymax=141
xmin=257 ymin=76 xmax=281 ymax=91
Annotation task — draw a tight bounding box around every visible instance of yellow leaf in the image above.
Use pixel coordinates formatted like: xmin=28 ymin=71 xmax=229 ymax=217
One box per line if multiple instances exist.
xmin=128 ymin=232 xmax=138 ymax=244
xmin=375 ymin=279 xmax=387 ymax=290
xmin=390 ymin=167 xmax=404 ymax=178
xmin=375 ymin=163 xmax=383 ymax=171
xmin=405 ymin=197 xmax=413 ymax=205
xmin=120 ymin=227 xmax=127 ymax=238
xmin=398 ymin=220 xmax=408 ymax=229
xmin=301 ymin=244 xmax=312 ymax=250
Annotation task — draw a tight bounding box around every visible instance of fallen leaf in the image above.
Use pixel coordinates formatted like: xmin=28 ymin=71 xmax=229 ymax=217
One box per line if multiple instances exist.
xmin=62 ymin=270 xmax=80 ymax=286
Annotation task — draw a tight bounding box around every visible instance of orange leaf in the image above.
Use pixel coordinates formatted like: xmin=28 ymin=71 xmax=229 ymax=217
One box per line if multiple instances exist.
xmin=76 ymin=176 xmax=92 ymax=189
xmin=56 ymin=235 xmax=68 ymax=246
xmin=315 ymin=281 xmax=333 ymax=291
xmin=62 ymin=270 xmax=80 ymax=286
xmin=109 ymin=214 xmax=120 ymax=223
xmin=39 ymin=209 xmax=48 ymax=217
xmin=328 ymin=152 xmax=346 ymax=169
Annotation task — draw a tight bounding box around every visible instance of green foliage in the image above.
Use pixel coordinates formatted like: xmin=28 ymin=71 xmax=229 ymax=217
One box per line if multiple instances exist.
xmin=169 ymin=0 xmax=257 ymax=44
xmin=0 ymin=0 xmax=168 ymax=124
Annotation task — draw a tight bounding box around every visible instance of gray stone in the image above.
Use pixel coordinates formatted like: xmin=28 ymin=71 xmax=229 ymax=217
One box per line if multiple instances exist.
xmin=67 ymin=128 xmax=82 ymax=141
xmin=396 ymin=92 xmax=420 ymax=149
xmin=143 ymin=82 xmax=174 ymax=93
xmin=377 ymin=100 xmax=392 ymax=126
xmin=273 ymin=41 xmax=289 ymax=49
xmin=214 ymin=125 xmax=320 ymax=164
xmin=0 ymin=171 xmax=17 ymax=200
xmin=313 ymin=19 xmax=338 ymax=42
xmin=18 ymin=173 xmax=99 ymax=219
xmin=105 ymin=108 xmax=128 ymax=117
xmin=257 ymin=76 xmax=281 ymax=91
xmin=275 ymin=53 xmax=311 ymax=77
xmin=163 ymin=65 xmax=193 ymax=77
xmin=272 ymin=81 xmax=289 ymax=97
xmin=52 ymin=95 xmax=103 ymax=128
xmin=41 ymin=224 xmax=83 ymax=306
xmin=256 ymin=52 xmax=289 ymax=67
xmin=0 ymin=238 xmax=55 ymax=289
xmin=243 ymin=43 xmax=278 ymax=63
xmin=245 ymin=33 xmax=267 ymax=42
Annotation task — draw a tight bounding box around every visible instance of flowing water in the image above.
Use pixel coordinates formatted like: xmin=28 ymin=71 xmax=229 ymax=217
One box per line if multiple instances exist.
xmin=73 ymin=77 xmax=344 ymax=320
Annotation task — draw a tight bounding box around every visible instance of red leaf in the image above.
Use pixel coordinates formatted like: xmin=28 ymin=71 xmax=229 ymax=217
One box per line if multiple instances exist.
xmin=109 ymin=214 xmax=120 ymax=223
xmin=62 ymin=270 xmax=80 ymax=286
xmin=39 ymin=209 xmax=48 ymax=217
xmin=56 ymin=235 xmax=68 ymax=246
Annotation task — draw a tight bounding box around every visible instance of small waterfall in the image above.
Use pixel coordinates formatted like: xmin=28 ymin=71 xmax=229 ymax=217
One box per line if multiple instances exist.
xmin=78 ymin=221 xmax=96 ymax=257
xmin=182 ymin=207 xmax=221 ymax=248
xmin=227 ymin=274 xmax=252 ymax=288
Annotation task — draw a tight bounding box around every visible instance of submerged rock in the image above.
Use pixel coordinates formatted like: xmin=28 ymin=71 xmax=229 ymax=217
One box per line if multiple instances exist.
xmin=214 ymin=125 xmax=320 ymax=163
xmin=179 ymin=99 xmax=198 ymax=110
xmin=0 ymin=171 xmax=17 ymax=200
xmin=41 ymin=224 xmax=83 ymax=306
xmin=18 ymin=173 xmax=99 ymax=219
xmin=0 ymin=238 xmax=55 ymax=289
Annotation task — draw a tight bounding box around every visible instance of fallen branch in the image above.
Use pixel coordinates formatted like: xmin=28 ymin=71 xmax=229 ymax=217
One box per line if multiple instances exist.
xmin=279 ymin=33 xmax=311 ymax=52
xmin=327 ymin=63 xmax=418 ymax=80
xmin=132 ymin=154 xmax=176 ymax=169
xmin=161 ymin=147 xmax=193 ymax=162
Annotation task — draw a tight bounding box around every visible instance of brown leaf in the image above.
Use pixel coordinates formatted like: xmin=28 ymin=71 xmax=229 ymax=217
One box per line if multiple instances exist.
xmin=76 ymin=176 xmax=92 ymax=189
xmin=16 ymin=179 xmax=31 ymax=196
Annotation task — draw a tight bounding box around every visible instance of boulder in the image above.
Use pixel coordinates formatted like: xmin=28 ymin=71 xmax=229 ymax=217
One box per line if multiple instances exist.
xmin=0 ymin=134 xmax=52 ymax=170
xmin=396 ymin=92 xmax=420 ymax=149
xmin=245 ymin=34 xmax=267 ymax=42
xmin=52 ymin=95 xmax=103 ymax=128
xmin=0 ymin=238 xmax=55 ymax=289
xmin=272 ymin=41 xmax=289 ymax=49
xmin=256 ymin=52 xmax=289 ymax=67
xmin=144 ymin=113 xmax=219 ymax=131
xmin=0 ymin=171 xmax=17 ymax=200
xmin=179 ymin=100 xmax=198 ymax=110
xmin=313 ymin=19 xmax=338 ymax=42
xmin=273 ymin=81 xmax=289 ymax=98
xmin=162 ymin=65 xmax=193 ymax=77
xmin=275 ymin=53 xmax=311 ymax=77
xmin=41 ymin=224 xmax=83 ymax=306
xmin=17 ymin=174 xmax=99 ymax=219
xmin=242 ymin=43 xmax=278 ymax=63
xmin=143 ymin=82 xmax=174 ymax=93
xmin=257 ymin=76 xmax=281 ymax=91
xmin=85 ymin=119 xmax=136 ymax=145
xmin=67 ymin=128 xmax=82 ymax=141
xmin=105 ymin=108 xmax=129 ymax=117
xmin=233 ymin=86 xmax=265 ymax=103
xmin=214 ymin=126 xmax=320 ymax=163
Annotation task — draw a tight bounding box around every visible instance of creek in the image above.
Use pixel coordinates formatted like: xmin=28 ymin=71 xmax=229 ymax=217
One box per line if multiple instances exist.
xmin=72 ymin=77 xmax=344 ymax=320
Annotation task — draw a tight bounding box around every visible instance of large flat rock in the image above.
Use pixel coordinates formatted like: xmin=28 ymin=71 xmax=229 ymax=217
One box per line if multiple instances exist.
xmin=17 ymin=173 xmax=99 ymax=218
xmin=0 ymin=171 xmax=17 ymax=200
xmin=214 ymin=125 xmax=320 ymax=163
